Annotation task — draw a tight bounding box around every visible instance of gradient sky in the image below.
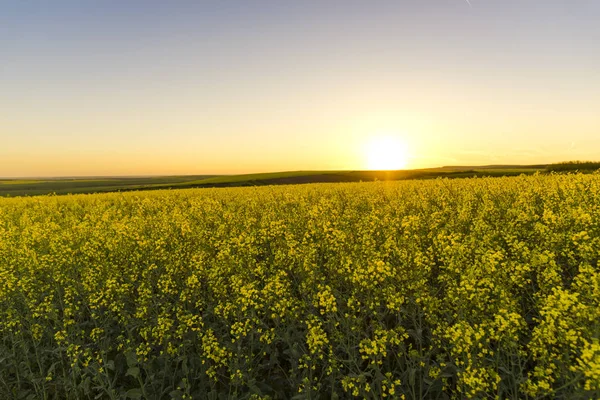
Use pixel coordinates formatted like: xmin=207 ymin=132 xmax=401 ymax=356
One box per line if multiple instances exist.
xmin=2 ymin=0 xmax=599 ymax=177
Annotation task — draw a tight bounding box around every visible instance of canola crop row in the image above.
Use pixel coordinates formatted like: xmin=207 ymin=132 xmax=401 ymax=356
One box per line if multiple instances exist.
xmin=1 ymin=174 xmax=599 ymax=399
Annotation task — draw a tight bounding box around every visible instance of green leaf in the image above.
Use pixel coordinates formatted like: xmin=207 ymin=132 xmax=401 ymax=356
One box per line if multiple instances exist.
xmin=127 ymin=367 xmax=140 ymax=378
xmin=126 ymin=388 xmax=143 ymax=399
xmin=125 ymin=351 xmax=138 ymax=368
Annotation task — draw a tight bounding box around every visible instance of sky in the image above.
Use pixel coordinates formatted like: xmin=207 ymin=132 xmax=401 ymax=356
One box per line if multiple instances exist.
xmin=2 ymin=0 xmax=599 ymax=177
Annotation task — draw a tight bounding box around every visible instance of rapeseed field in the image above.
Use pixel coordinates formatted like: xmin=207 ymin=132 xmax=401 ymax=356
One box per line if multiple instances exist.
xmin=1 ymin=173 xmax=599 ymax=399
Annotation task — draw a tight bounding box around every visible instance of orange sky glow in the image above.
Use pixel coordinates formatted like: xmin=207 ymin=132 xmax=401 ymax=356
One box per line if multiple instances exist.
xmin=2 ymin=1 xmax=599 ymax=177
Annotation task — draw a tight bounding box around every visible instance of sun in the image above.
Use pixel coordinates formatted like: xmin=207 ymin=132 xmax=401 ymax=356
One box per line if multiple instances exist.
xmin=365 ymin=136 xmax=409 ymax=170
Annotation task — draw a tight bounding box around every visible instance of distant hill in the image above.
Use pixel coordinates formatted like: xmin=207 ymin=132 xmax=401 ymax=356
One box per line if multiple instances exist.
xmin=545 ymin=161 xmax=600 ymax=172
xmin=0 ymin=165 xmax=557 ymax=197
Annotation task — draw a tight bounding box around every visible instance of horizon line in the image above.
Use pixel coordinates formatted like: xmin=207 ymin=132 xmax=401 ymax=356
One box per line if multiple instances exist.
xmin=0 ymin=163 xmax=555 ymax=180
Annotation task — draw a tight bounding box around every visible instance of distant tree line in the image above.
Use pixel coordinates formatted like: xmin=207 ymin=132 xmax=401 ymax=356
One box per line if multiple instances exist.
xmin=546 ymin=161 xmax=600 ymax=172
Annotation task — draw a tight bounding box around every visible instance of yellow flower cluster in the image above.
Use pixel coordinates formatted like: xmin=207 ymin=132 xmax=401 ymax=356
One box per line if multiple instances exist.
xmin=1 ymin=172 xmax=600 ymax=398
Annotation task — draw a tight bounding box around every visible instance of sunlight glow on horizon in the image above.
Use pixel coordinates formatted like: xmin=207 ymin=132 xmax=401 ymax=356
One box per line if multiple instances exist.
xmin=365 ymin=135 xmax=410 ymax=171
